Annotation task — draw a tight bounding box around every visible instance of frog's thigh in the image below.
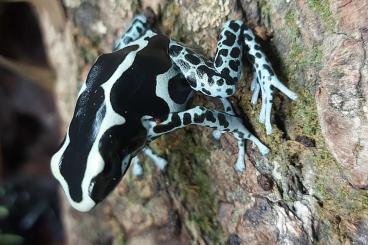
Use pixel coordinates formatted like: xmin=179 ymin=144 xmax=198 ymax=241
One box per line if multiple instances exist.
xmin=143 ymin=106 xmax=269 ymax=171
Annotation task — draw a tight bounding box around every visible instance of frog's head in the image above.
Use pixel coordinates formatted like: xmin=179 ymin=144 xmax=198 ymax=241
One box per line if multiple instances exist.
xmin=50 ymin=55 xmax=145 ymax=212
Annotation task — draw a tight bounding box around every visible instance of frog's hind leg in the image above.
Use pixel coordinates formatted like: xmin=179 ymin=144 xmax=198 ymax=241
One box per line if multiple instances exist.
xmin=241 ymin=23 xmax=298 ymax=134
xmin=212 ymin=98 xmax=235 ymax=140
xmin=142 ymin=107 xmax=269 ymax=171
xmin=113 ymin=15 xmax=152 ymax=51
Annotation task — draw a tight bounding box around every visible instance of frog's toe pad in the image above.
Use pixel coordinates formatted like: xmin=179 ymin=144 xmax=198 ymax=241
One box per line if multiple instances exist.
xmin=212 ymin=130 xmax=222 ymax=140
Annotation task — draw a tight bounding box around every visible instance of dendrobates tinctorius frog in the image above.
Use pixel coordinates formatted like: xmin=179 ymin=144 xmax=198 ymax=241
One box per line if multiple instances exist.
xmin=51 ymin=13 xmax=297 ymax=212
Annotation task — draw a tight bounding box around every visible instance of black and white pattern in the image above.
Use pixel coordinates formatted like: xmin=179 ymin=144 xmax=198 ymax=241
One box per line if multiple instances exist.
xmin=51 ymin=14 xmax=297 ymax=212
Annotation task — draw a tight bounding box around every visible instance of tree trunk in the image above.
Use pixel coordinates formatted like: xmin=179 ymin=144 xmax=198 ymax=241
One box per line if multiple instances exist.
xmin=47 ymin=0 xmax=368 ymax=244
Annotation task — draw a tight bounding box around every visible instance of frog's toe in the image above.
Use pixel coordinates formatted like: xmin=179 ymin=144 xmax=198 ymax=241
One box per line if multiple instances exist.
xmin=212 ymin=130 xmax=222 ymax=140
xmin=234 ymin=139 xmax=246 ymax=172
xmin=143 ymin=147 xmax=167 ymax=170
xmin=235 ymin=154 xmax=246 ymax=172
xmin=132 ymin=157 xmax=143 ymax=176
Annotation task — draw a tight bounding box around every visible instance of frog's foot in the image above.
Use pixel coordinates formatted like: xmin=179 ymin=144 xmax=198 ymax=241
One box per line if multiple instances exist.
xmin=243 ymin=28 xmax=298 ymax=135
xmin=131 ymin=156 xmax=143 ymax=176
xmin=234 ymin=134 xmax=269 ymax=172
xmin=142 ymin=147 xmax=167 ymax=170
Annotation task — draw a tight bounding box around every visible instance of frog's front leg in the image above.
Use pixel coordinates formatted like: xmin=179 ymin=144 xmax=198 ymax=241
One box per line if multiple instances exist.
xmin=169 ymin=20 xmax=297 ymax=134
xmin=142 ymin=107 xmax=269 ymax=171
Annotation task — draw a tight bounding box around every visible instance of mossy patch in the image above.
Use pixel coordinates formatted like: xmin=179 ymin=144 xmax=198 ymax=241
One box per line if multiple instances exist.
xmin=280 ymin=5 xmax=368 ymax=239
xmin=307 ymin=0 xmax=335 ymax=32
xmin=160 ymin=132 xmax=224 ymax=243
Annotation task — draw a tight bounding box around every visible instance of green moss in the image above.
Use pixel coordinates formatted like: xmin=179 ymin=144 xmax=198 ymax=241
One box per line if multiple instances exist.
xmin=284 ymin=9 xmax=323 ymax=77
xmin=163 ymin=133 xmax=223 ymax=243
xmin=162 ymin=2 xmax=186 ymax=42
xmin=258 ymin=0 xmax=271 ymax=20
xmin=307 ymin=0 xmax=335 ymax=31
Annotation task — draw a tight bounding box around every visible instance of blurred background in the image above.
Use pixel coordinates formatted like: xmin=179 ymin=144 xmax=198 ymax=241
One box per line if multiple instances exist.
xmin=0 ymin=1 xmax=64 ymax=245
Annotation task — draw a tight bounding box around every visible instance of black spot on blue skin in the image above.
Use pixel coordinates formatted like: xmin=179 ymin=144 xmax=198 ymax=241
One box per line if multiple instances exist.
xmin=136 ymin=26 xmax=143 ymax=33
xmin=218 ymin=113 xmax=229 ymax=128
xmin=215 ymin=56 xmax=223 ymax=67
xmin=263 ymin=64 xmax=274 ymax=76
xmin=217 ymin=79 xmax=224 ymax=86
xmin=237 ymin=131 xmax=244 ymax=138
xmin=237 ymin=37 xmax=242 ymax=46
xmin=198 ymin=65 xmax=217 ymax=83
xmin=230 ymin=47 xmax=240 ymax=58
xmin=229 ymin=21 xmax=240 ymax=32
xmin=194 ymin=113 xmax=205 ymax=123
xmin=197 ymin=69 xmax=204 ymax=79
xmin=185 ymin=53 xmax=201 ymax=65
xmin=255 ymin=52 xmax=262 ymax=59
xmin=144 ymin=36 xmax=150 ymax=41
xmin=169 ymin=45 xmax=183 ymax=56
xmin=258 ymin=70 xmax=262 ymax=78
xmin=183 ymin=113 xmax=192 ymax=125
xmin=254 ymin=45 xmax=261 ymax=50
xmin=205 ymin=111 xmax=216 ymax=123
xmin=221 ymin=67 xmax=231 ymax=79
xmin=244 ymin=44 xmax=250 ymax=52
xmin=247 ymin=54 xmax=255 ymax=64
xmin=202 ymin=88 xmax=211 ymax=95
xmin=229 ymin=60 xmax=239 ymax=72
xmin=124 ymin=37 xmax=133 ymax=43
xmin=223 ymin=31 xmax=236 ymax=46
xmin=204 ymin=60 xmax=213 ymax=68
xmin=153 ymin=113 xmax=182 ymax=133
xmin=218 ymin=49 xmax=228 ymax=57
xmin=177 ymin=59 xmax=190 ymax=72
xmin=226 ymin=88 xmax=233 ymax=95
xmin=244 ymin=33 xmax=253 ymax=41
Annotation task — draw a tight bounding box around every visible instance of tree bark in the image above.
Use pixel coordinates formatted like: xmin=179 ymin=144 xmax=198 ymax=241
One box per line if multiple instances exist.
xmin=45 ymin=0 xmax=368 ymax=244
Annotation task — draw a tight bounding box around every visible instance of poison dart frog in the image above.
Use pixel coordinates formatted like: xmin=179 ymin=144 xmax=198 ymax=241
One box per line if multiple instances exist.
xmin=51 ymin=13 xmax=297 ymax=212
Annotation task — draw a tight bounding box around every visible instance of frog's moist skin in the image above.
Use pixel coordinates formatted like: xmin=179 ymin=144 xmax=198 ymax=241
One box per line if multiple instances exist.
xmin=51 ymin=14 xmax=297 ymax=212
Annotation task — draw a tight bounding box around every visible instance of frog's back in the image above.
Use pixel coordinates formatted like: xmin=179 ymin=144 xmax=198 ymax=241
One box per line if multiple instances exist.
xmin=109 ymin=33 xmax=191 ymax=120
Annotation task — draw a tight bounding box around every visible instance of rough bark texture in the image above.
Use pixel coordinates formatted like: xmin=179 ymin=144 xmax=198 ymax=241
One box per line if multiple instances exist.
xmin=45 ymin=0 xmax=368 ymax=244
